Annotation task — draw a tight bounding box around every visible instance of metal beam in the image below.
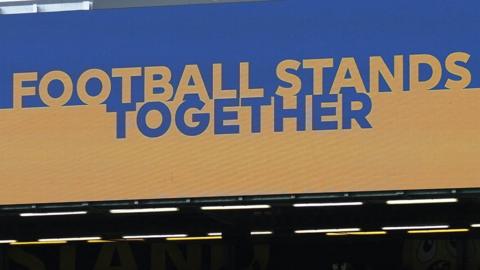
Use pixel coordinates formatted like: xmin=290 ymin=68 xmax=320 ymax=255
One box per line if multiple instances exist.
xmin=0 ymin=0 xmax=265 ymax=14
xmin=93 ymin=0 xmax=264 ymax=9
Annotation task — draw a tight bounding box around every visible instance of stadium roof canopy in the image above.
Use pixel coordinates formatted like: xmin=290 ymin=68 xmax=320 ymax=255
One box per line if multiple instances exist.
xmin=0 ymin=0 xmax=259 ymax=14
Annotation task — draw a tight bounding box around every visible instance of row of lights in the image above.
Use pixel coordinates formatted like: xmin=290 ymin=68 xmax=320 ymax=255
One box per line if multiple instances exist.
xmin=4 ymin=197 xmax=467 ymax=245
xmin=296 ymin=226 xmax=474 ymax=235
xmin=295 ymin=198 xmax=469 ymax=236
xmin=16 ymin=197 xmax=460 ymax=217
xmin=292 ymin=198 xmax=469 ymax=236
xmin=1 ymin=225 xmax=477 ymax=246
xmin=0 ymin=231 xmax=275 ymax=245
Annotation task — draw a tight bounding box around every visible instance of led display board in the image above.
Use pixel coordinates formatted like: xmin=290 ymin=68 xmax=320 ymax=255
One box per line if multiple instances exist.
xmin=0 ymin=0 xmax=479 ymax=204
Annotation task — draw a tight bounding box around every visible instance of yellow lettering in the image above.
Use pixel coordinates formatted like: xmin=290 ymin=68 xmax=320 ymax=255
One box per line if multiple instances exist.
xmin=331 ymin=57 xmax=366 ymax=94
xmin=445 ymin=52 xmax=471 ymax=90
xmin=240 ymin=62 xmax=264 ymax=98
xmin=369 ymin=55 xmax=404 ymax=92
xmin=77 ymin=69 xmax=111 ymax=105
xmin=144 ymin=66 xmax=174 ymax=102
xmin=112 ymin=67 xmax=142 ymax=103
xmin=39 ymin=71 xmax=73 ymax=107
xmin=13 ymin=72 xmax=37 ymax=109
xmin=303 ymin=58 xmax=334 ymax=95
xmin=213 ymin=63 xmax=237 ymax=99
xmin=409 ymin=54 xmax=442 ymax=91
xmin=276 ymin=59 xmax=302 ymax=97
xmin=176 ymin=64 xmax=209 ymax=102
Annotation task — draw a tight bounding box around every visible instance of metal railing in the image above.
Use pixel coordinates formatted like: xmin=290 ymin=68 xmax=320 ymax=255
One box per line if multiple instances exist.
xmin=0 ymin=0 xmax=262 ymax=14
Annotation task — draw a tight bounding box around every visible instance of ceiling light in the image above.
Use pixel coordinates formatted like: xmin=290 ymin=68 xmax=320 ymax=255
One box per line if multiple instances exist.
xmin=251 ymin=231 xmax=273 ymax=235
xmin=295 ymin=228 xmax=360 ymax=234
xmin=109 ymin=208 xmax=178 ymax=214
xmin=386 ymin=198 xmax=458 ymax=205
xmin=11 ymin=241 xmax=67 ymax=245
xmin=294 ymin=202 xmax=363 ymax=207
xmin=166 ymin=236 xmax=222 ymax=241
xmin=20 ymin=211 xmax=87 ymax=217
xmin=0 ymin=240 xmax=16 ymax=244
xmin=407 ymin=229 xmax=469 ymax=234
xmin=38 ymin=237 xmax=101 ymax=242
xmin=382 ymin=225 xmax=449 ymax=231
xmin=201 ymin=205 xmax=270 ymax=211
xmin=327 ymin=231 xmax=387 ymax=236
xmin=122 ymin=234 xmax=187 ymax=240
